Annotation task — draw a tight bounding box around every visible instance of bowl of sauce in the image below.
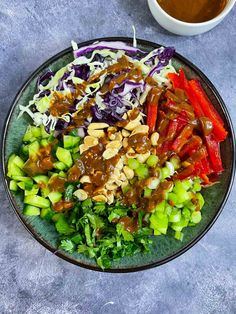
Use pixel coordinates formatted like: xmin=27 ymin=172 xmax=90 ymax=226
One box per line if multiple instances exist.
xmin=147 ymin=0 xmax=235 ymax=35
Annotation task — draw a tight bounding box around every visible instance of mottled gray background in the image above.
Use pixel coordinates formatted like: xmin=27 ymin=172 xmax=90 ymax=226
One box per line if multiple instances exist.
xmin=0 ymin=1 xmax=236 ymax=313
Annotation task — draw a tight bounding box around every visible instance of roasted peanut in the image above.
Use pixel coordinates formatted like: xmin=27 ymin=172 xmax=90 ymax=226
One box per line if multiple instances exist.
xmin=131 ymin=125 xmax=149 ymax=135
xmin=123 ymin=166 xmax=134 ymax=180
xmin=73 ymin=189 xmax=88 ymax=201
xmin=137 ymin=151 xmax=150 ymax=163
xmin=88 ymin=122 xmax=109 ymax=130
xmin=122 ymin=138 xmax=128 ymax=148
xmin=122 ymin=129 xmax=130 ymax=137
xmin=80 ymin=175 xmax=91 ymax=183
xmin=124 ymin=120 xmax=141 ymax=131
xmin=84 ymin=136 xmax=98 ymax=147
xmin=92 ymin=195 xmax=107 ymax=202
xmin=79 ymin=144 xmax=89 ymax=154
xmin=87 ymin=129 xmax=105 ymax=138
xmin=150 ymin=132 xmax=159 ymax=146
xmin=106 ymin=140 xmax=122 ymax=150
xmin=103 ymin=148 xmax=118 ymax=160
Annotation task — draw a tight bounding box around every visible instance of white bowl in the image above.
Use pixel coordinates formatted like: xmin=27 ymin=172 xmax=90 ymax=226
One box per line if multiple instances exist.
xmin=147 ymin=0 xmax=236 ymax=36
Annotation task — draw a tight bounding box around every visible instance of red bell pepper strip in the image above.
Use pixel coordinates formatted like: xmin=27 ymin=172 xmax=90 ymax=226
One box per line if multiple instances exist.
xmin=185 ymin=145 xmax=208 ymax=164
xmin=176 ymin=164 xmax=196 ymax=180
xmin=179 ymin=135 xmax=203 ymax=158
xmin=199 ymin=157 xmax=212 ymax=175
xmin=188 ymin=80 xmax=227 ymax=142
xmin=172 ymin=124 xmax=194 ymax=153
xmin=179 ymin=68 xmax=189 ymax=91
xmin=168 ymin=73 xmax=181 ymax=89
xmin=164 ymin=99 xmax=195 ymax=120
xmin=146 ymin=87 xmax=161 ymax=132
xmin=205 ymin=134 xmax=224 ymax=173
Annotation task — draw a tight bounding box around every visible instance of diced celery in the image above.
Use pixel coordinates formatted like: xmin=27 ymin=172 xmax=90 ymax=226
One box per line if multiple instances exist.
xmin=150 ymin=212 xmax=168 ymax=234
xmin=184 ymin=199 xmax=196 ymax=211
xmin=146 ymin=155 xmax=159 ymax=167
xmin=41 ymin=187 xmax=50 ymax=198
xmin=171 ymin=217 xmax=189 ymax=232
xmin=191 ymin=211 xmax=202 ymax=224
xmin=121 ymin=185 xmax=130 ymax=194
xmin=127 ymin=158 xmax=140 ymax=170
xmin=174 ymin=231 xmax=184 ymax=241
xmin=168 ymin=192 xmax=178 ymax=205
xmin=196 ymin=193 xmax=205 ymax=209
xmin=17 ymin=182 xmax=25 ymax=190
xmin=169 ymin=209 xmax=181 ymax=223
xmin=170 ymin=155 xmax=181 ymax=170
xmin=135 ymin=164 xmax=149 ymax=179
xmin=48 ymin=191 xmax=62 ymax=204
xmin=23 ymin=126 xmax=41 ymax=142
xmin=165 ymin=204 xmax=173 ymax=216
xmin=143 ymin=188 xmax=152 ymax=198
xmin=182 ymin=207 xmax=191 ymax=220
xmin=154 ymin=200 xmax=166 ymax=213
xmin=12 ymin=176 xmax=31 ymax=182
xmin=40 ymin=124 xmax=51 ymax=138
xmin=56 ymin=147 xmax=72 ymax=168
xmin=58 ymin=171 xmax=67 ymax=178
xmin=9 ymin=180 xmax=18 ymax=192
xmin=193 ymin=178 xmax=202 ymax=192
xmin=161 ymin=167 xmax=170 ymax=179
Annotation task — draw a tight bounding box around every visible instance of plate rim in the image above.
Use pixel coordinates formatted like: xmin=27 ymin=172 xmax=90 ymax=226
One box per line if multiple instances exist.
xmin=1 ymin=36 xmax=235 ymax=273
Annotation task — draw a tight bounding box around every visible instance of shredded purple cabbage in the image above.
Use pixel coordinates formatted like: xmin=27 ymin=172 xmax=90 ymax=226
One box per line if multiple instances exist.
xmin=37 ymin=69 xmax=54 ymax=91
xmin=149 ymin=47 xmax=175 ymax=76
xmin=73 ymin=41 xmax=144 ymax=58
xmin=73 ymin=64 xmax=90 ymax=81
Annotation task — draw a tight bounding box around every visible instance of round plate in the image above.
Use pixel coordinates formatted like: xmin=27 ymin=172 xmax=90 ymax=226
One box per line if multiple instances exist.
xmin=1 ymin=37 xmax=235 ymax=272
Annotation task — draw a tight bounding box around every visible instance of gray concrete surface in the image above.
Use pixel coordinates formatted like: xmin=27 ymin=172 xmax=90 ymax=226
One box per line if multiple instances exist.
xmin=0 ymin=1 xmax=235 ymax=313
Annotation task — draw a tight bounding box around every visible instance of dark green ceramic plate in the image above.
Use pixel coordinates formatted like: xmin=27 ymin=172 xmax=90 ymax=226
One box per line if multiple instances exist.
xmin=2 ymin=38 xmax=235 ymax=272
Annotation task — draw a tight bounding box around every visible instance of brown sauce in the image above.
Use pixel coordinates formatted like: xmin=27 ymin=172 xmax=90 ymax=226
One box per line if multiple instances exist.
xmin=49 ymin=176 xmax=66 ymax=192
xmin=23 ymin=143 xmax=55 ymax=176
xmin=128 ymin=133 xmax=151 ymax=154
xmin=53 ymin=200 xmax=74 ymax=212
xmin=157 ymin=0 xmax=227 ymax=23
xmin=119 ymin=216 xmax=139 ymax=233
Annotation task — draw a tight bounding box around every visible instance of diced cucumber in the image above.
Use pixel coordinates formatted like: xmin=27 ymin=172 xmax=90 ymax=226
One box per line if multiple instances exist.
xmin=24 ymin=195 xmax=50 ymax=208
xmin=48 ymin=191 xmax=62 ymax=204
xmin=7 ymin=155 xmax=24 ymax=178
xmin=40 ymin=124 xmax=51 ymax=138
xmin=40 ymin=139 xmax=49 ymax=147
xmin=12 ymin=155 xmax=24 ymax=169
xmin=41 ymin=187 xmax=50 ymax=198
xmin=161 ymin=167 xmax=170 ymax=180
xmin=23 ymin=205 xmax=40 ymax=216
xmin=24 ymin=178 xmax=34 ymax=191
xmin=171 ymin=217 xmax=189 ymax=232
xmin=56 ymin=147 xmax=72 ymax=168
xmin=28 ymin=141 xmax=40 ymax=157
xmin=33 ymin=175 xmax=49 ymax=185
xmin=17 ymin=182 xmax=25 ymax=190
xmin=40 ymin=207 xmax=54 ymax=221
xmin=53 ymin=161 xmax=67 ymax=171
xmin=23 ymin=126 xmax=41 ymax=142
xmin=12 ymin=176 xmax=30 ymax=182
xmin=58 ymin=171 xmax=67 ymax=178
xmin=24 ymin=185 xmax=39 ymax=196
xmin=9 ymin=180 xmax=18 ymax=191
xmin=35 ymin=95 xmax=50 ymax=113
xmin=63 ymin=135 xmax=80 ymax=149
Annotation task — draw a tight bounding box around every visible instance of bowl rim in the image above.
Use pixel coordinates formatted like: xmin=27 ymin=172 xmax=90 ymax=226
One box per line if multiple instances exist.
xmin=148 ymin=0 xmax=236 ymax=27
xmin=1 ymin=37 xmax=235 ymax=273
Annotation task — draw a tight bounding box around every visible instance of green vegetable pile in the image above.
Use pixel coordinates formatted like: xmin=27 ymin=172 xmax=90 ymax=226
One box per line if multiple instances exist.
xmin=7 ymin=124 xmax=205 ymax=269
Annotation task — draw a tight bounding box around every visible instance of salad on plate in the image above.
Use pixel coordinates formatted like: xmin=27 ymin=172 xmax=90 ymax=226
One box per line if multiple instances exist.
xmin=7 ymin=39 xmax=227 ymax=269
